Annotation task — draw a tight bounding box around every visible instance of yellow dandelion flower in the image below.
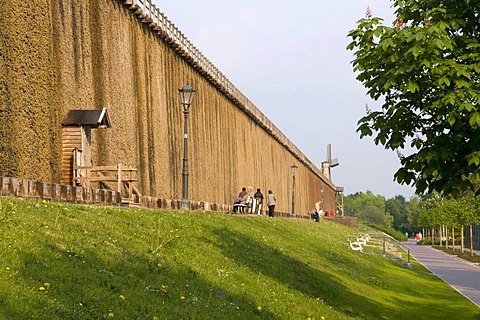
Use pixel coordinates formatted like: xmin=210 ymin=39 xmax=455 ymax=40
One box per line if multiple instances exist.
xmin=321 ymin=316 xmax=325 ymax=320
xmin=108 ymin=312 xmax=115 ymax=317
xmin=39 ymin=286 xmax=45 ymax=291
xmin=257 ymin=305 xmax=262 ymax=311
xmin=44 ymin=282 xmax=51 ymax=289
xmin=5 ymin=267 xmax=10 ymax=271
xmin=307 ymin=317 xmax=312 ymax=320
xmin=42 ymin=199 xmax=47 ymax=204
xmin=180 ymin=295 xmax=185 ymax=300
xmin=153 ymin=317 xmax=159 ymax=320
xmin=119 ymin=294 xmax=125 ymax=300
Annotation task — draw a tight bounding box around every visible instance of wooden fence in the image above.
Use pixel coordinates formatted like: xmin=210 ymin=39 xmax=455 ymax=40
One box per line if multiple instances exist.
xmin=73 ymin=162 xmax=138 ymax=200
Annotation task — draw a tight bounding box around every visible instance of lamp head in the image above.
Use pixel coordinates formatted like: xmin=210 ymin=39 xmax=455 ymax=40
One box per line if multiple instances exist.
xmin=179 ymin=82 xmax=196 ymax=109
xmin=291 ymin=163 xmax=298 ymax=175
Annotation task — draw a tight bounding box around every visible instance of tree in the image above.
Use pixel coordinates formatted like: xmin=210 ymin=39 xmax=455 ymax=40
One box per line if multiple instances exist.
xmin=358 ymin=205 xmax=386 ymax=225
xmin=406 ymin=196 xmax=420 ymax=230
xmin=344 ymin=191 xmax=385 ymax=217
xmin=347 ymin=1 xmax=480 ymax=196
xmin=418 ymin=192 xmax=444 ymax=243
xmin=385 ymin=195 xmax=408 ymax=232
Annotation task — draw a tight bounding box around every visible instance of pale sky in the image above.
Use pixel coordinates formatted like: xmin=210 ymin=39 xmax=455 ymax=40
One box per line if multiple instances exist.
xmin=151 ymin=0 xmax=416 ymax=199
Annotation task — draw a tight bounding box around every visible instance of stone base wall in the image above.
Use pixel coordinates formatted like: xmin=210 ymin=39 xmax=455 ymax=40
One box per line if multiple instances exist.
xmin=0 ymin=176 xmax=262 ymax=214
xmin=323 ymin=216 xmax=359 ymax=228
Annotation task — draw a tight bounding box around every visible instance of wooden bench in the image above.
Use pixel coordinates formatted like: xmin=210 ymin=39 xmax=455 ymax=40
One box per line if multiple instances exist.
xmin=233 ymin=196 xmax=253 ymax=214
xmin=233 ymin=203 xmax=247 ymax=213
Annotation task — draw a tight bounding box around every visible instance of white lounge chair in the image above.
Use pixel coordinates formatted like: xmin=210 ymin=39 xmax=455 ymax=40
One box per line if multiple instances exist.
xmin=357 ymin=237 xmax=367 ymax=246
xmin=349 ymin=240 xmax=363 ymax=252
xmin=233 ymin=196 xmax=253 ymax=214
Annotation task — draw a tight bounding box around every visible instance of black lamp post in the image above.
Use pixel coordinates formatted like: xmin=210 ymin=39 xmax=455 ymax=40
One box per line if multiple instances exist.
xmin=291 ymin=163 xmax=298 ymax=217
xmin=178 ymin=82 xmax=196 ymax=210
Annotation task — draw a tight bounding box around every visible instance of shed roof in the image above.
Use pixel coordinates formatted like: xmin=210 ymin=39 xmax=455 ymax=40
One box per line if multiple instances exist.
xmin=62 ymin=108 xmax=111 ymax=128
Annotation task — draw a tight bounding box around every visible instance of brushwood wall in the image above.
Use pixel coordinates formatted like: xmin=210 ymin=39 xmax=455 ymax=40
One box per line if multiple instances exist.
xmin=0 ymin=0 xmax=336 ymax=215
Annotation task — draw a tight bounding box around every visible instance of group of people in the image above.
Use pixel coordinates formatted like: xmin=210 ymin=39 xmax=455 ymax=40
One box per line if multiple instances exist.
xmin=232 ymin=186 xmax=276 ymax=217
xmin=311 ymin=201 xmax=335 ymax=221
xmin=324 ymin=210 xmax=335 ymax=217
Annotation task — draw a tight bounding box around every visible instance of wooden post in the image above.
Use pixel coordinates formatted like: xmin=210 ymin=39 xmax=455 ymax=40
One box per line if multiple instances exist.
xmin=117 ymin=163 xmax=122 ymax=194
xmin=128 ymin=166 xmax=132 ymax=199
xmin=72 ymin=149 xmax=77 ymax=185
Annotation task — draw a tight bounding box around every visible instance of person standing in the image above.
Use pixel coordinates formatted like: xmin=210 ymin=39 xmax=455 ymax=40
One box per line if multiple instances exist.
xmin=254 ymin=188 xmax=264 ymax=215
xmin=266 ymin=190 xmax=276 ymax=217
xmin=254 ymin=188 xmax=263 ymax=202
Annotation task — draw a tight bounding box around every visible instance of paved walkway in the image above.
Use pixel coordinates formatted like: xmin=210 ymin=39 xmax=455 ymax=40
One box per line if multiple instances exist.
xmin=403 ymin=239 xmax=480 ymax=307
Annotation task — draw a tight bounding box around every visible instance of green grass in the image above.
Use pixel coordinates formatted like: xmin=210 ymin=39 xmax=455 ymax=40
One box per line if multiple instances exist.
xmin=432 ymin=246 xmax=480 ymax=264
xmin=0 ymin=197 xmax=479 ymax=319
xmin=362 ymin=222 xmax=408 ymax=241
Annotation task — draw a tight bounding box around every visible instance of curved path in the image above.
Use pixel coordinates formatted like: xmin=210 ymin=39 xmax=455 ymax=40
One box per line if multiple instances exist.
xmin=403 ymin=239 xmax=480 ymax=307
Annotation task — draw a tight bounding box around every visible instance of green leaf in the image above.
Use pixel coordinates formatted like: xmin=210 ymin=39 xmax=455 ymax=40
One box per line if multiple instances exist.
xmin=435 ymin=38 xmax=445 ymax=49
xmin=467 ymin=152 xmax=480 ymax=166
xmin=447 ymin=113 xmax=456 ymax=126
xmin=468 ymin=112 xmax=480 ymax=127
xmin=408 ymin=82 xmax=419 ymax=93
xmin=464 ymin=102 xmax=474 ymax=112
xmin=412 ymin=46 xmax=421 ymax=58
xmin=438 ymin=77 xmax=450 ymax=87
xmin=456 ymin=68 xmax=471 ymax=79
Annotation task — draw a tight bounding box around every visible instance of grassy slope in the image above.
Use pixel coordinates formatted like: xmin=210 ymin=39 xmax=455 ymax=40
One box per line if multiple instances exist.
xmin=0 ymin=197 xmax=478 ymax=319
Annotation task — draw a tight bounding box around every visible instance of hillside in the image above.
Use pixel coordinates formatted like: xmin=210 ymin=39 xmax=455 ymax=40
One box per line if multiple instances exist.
xmin=0 ymin=197 xmax=478 ymax=319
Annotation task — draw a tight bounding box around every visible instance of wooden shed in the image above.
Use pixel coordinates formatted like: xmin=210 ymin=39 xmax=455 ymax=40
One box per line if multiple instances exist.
xmin=61 ymin=108 xmax=111 ymax=185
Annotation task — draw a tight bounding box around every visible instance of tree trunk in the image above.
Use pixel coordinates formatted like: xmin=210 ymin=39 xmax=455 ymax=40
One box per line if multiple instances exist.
xmin=470 ymin=224 xmax=474 ymax=257
xmin=439 ymin=226 xmax=443 ymax=248
xmin=445 ymin=225 xmax=449 ymax=249
xmin=451 ymin=226 xmax=455 ymax=251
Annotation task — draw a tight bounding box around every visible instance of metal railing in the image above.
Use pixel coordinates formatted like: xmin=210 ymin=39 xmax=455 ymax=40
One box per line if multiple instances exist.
xmin=352 ymin=232 xmax=412 ymax=267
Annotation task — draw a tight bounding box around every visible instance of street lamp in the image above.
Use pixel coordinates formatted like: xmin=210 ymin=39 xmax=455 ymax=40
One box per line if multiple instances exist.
xmin=178 ymin=82 xmax=196 ymax=209
xmin=320 ymin=186 xmax=325 ymax=211
xmin=291 ymin=163 xmax=298 ymax=217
